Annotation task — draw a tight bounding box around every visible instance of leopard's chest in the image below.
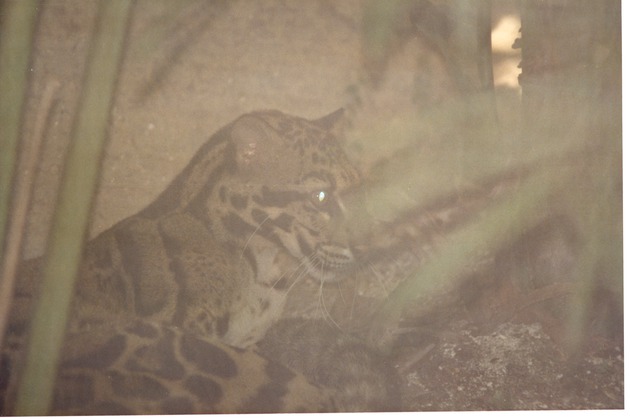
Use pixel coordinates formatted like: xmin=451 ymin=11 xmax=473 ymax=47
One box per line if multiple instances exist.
xmin=70 ymin=210 xmax=291 ymax=348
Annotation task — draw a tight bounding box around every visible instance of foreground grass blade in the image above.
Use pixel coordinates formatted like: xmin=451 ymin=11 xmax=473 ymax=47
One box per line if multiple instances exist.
xmin=0 ymin=0 xmax=39 ymax=356
xmin=14 ymin=1 xmax=132 ymax=415
xmin=0 ymin=0 xmax=37 ymax=322
xmin=0 ymin=0 xmax=38 ymax=271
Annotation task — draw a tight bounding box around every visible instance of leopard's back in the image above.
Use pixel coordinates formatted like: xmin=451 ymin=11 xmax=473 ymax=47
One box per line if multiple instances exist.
xmin=1 ymin=320 xmax=336 ymax=414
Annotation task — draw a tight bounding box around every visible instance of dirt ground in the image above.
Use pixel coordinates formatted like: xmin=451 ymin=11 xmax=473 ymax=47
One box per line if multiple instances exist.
xmin=12 ymin=0 xmax=624 ymax=413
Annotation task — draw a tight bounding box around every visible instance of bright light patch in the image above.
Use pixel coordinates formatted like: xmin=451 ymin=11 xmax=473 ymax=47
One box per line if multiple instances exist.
xmin=492 ymin=14 xmax=522 ymax=90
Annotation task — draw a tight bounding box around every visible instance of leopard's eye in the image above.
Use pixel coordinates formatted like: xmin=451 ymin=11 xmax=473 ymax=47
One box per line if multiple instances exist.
xmin=311 ymin=190 xmax=328 ymax=206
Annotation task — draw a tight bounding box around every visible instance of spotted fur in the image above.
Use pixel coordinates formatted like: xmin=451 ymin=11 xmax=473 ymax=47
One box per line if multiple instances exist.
xmin=1 ymin=110 xmax=397 ymax=414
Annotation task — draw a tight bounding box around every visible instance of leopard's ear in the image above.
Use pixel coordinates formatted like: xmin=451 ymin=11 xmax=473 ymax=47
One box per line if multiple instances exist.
xmin=312 ymin=108 xmax=345 ymax=132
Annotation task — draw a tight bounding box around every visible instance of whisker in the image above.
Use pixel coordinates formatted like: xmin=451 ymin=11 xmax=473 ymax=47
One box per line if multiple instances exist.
xmin=367 ymin=261 xmax=391 ymax=296
xmin=271 ymin=255 xmax=307 ymax=289
xmin=335 ymin=273 xmax=347 ymax=305
xmin=239 ymin=214 xmax=271 ymax=260
xmin=284 ymin=261 xmax=311 ymax=296
xmin=277 ymin=253 xmax=317 ymax=302
xmin=316 ymin=259 xmax=342 ymax=331
xmin=345 ymin=266 xmax=362 ymax=320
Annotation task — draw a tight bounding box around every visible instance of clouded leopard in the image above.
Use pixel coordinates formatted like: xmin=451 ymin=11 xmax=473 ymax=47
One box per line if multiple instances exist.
xmin=1 ymin=110 xmax=399 ymax=414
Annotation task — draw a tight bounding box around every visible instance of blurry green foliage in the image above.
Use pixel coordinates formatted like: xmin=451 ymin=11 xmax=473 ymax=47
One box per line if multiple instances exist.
xmin=354 ymin=0 xmax=621 ymax=351
xmin=0 ymin=0 xmax=38 ymax=263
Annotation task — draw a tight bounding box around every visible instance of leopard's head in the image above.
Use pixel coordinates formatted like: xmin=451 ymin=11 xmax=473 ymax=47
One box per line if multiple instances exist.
xmin=209 ymin=109 xmax=361 ymax=282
